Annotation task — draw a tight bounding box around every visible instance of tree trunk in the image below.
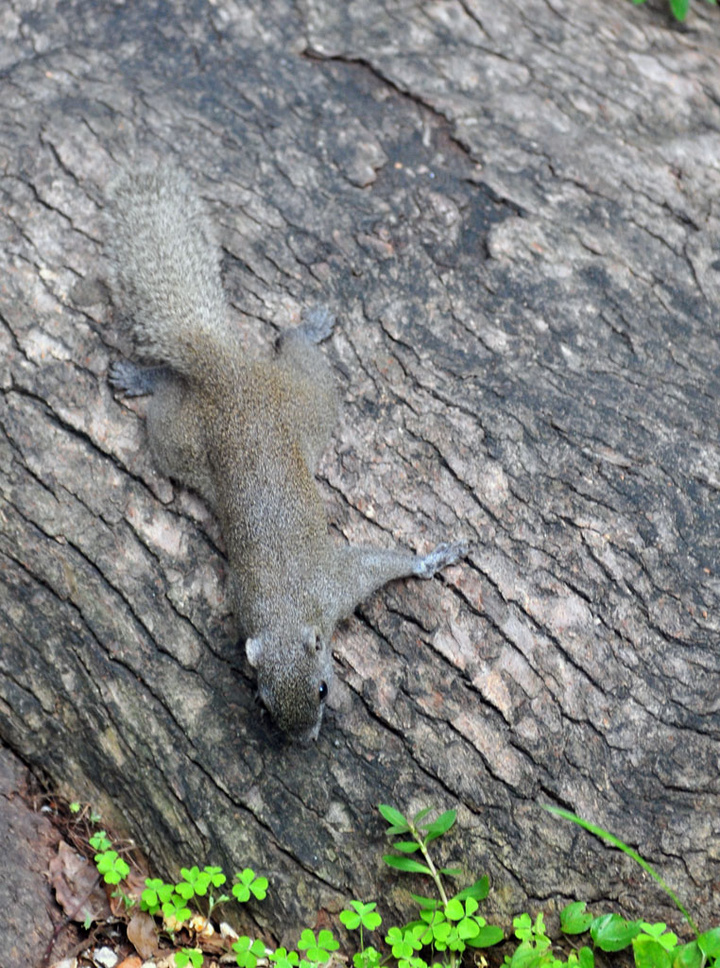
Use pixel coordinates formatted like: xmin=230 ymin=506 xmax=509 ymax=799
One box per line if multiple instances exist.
xmin=1 ymin=0 xmax=718 ymax=940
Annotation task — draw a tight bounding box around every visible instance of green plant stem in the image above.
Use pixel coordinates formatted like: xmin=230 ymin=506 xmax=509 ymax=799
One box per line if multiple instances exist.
xmin=407 ymin=821 xmax=460 ymax=968
xmin=410 ymin=824 xmax=449 ymax=907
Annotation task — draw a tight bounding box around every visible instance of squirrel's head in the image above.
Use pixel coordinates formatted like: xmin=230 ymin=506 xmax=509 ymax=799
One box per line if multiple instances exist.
xmin=245 ymin=627 xmax=332 ymax=744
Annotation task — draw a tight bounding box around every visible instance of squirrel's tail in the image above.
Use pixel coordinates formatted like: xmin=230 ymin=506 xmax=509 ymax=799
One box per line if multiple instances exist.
xmin=106 ymin=165 xmax=229 ymax=379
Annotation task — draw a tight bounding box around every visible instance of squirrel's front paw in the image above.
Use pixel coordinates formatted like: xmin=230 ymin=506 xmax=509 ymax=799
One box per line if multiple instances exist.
xmin=414 ymin=541 xmax=469 ymax=579
xmin=299 ymin=306 xmax=336 ymax=344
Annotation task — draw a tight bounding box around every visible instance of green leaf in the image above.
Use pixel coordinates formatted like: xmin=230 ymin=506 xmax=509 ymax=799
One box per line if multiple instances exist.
xmin=317 ymin=930 xmax=339 ymax=952
xmin=340 ymin=910 xmax=361 ymax=930
xmin=162 ymin=893 xmax=192 ymax=921
xmin=432 ymin=921 xmax=452 ymax=943
xmin=298 ymin=929 xmax=316 ymax=950
xmin=385 ymin=926 xmax=425 ymax=960
xmin=393 ymin=841 xmax=422 ymax=854
xmin=439 ymin=868 xmax=463 ymax=877
xmin=424 ymin=810 xmax=457 ymax=843
xmin=382 ymin=855 xmax=432 ymax=875
xmin=341 ymin=899 xmax=381 ymax=930
xmin=669 ymin=0 xmax=690 ymax=19
xmin=444 ymin=898 xmax=464 ymax=920
xmin=412 ymin=807 xmax=434 ymax=825
xmin=457 ymin=916 xmax=481 ymax=940
xmin=639 ymin=922 xmax=677 ymax=949
xmin=354 ymin=946 xmax=381 ymax=968
xmin=513 ymin=913 xmax=533 ymax=941
xmin=296 ymin=929 xmax=338 ymax=963
xmin=505 ymin=941 xmax=547 ymax=967
xmin=89 ymin=831 xmax=112 ymax=852
xmin=251 ymin=876 xmax=269 ymax=900
xmin=362 ymin=912 xmax=382 ymax=930
xmin=95 ymin=850 xmax=130 ymax=885
xmin=233 ymin=936 xmax=267 ymax=968
xmin=232 ymin=869 xmax=267 ymax=903
xmin=175 ymin=949 xmax=203 ymax=968
xmin=453 ymin=876 xmax=490 ymax=902
xmin=633 ymin=935 xmax=672 ymax=968
xmin=141 ymin=888 xmax=159 ymax=913
xmin=464 ymin=923 xmax=504 ymax=948
xmin=269 ymin=948 xmax=300 ymax=968
xmin=577 ymin=948 xmax=594 ymax=968
xmin=590 ymin=913 xmax=641 ymax=952
xmin=378 ymin=804 xmax=409 ymax=829
xmin=560 ymin=901 xmax=594 ymax=935
xmin=410 ymin=894 xmax=442 ymax=911
xmin=671 ymin=940 xmax=703 ymax=968
xmin=699 ymin=927 xmax=720 ymax=957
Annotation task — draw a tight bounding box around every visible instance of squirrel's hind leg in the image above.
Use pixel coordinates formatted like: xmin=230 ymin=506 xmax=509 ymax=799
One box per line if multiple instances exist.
xmin=109 ymin=360 xmax=170 ymax=397
xmin=111 ymin=362 xmax=218 ymax=510
xmin=276 ymin=307 xmax=339 ymax=471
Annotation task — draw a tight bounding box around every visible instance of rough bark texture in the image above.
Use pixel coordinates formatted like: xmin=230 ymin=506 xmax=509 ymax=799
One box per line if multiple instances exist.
xmin=1 ymin=0 xmax=719 ymax=942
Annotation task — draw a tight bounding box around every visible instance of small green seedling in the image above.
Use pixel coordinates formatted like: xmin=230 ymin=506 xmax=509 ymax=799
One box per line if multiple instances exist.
xmin=298 ymin=928 xmax=340 ymax=962
xmin=341 ymin=900 xmax=383 ymax=968
xmin=269 ymin=948 xmax=301 ymax=968
xmin=232 ymin=936 xmax=267 ymax=968
xmin=232 ymin=868 xmax=269 ymax=903
xmin=90 ymin=830 xmax=130 ymax=885
xmin=375 ymin=804 xmax=503 ymax=968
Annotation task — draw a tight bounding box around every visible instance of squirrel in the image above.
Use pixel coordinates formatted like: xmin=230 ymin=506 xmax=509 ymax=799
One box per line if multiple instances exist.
xmin=104 ymin=164 xmax=467 ymax=743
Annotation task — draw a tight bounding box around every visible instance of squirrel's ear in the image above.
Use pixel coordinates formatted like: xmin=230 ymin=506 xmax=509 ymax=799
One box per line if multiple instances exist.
xmin=245 ymin=636 xmax=263 ymax=667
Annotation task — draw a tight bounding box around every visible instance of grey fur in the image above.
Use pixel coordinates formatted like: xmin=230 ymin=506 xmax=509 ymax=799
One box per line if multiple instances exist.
xmin=105 ymin=164 xmax=467 ymax=743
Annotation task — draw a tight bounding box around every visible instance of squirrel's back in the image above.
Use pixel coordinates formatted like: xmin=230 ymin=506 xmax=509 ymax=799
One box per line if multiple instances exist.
xmin=106 ymin=166 xmax=232 ymax=378
xmin=103 ymin=162 xmax=467 ymax=743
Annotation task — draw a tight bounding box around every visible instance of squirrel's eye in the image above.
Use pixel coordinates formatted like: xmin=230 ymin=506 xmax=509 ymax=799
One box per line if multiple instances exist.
xmin=318 ymin=681 xmax=328 ymax=701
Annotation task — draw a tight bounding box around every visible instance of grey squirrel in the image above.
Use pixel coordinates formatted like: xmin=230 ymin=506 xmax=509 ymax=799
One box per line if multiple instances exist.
xmin=105 ymin=165 xmax=467 ymax=743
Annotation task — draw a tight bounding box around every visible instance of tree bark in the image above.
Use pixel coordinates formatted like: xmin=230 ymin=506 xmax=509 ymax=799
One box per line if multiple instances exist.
xmin=1 ymin=0 xmax=718 ymax=941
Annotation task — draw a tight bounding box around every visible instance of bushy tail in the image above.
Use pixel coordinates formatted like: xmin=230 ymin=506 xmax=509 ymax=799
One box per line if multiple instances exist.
xmin=106 ymin=165 xmax=229 ymax=378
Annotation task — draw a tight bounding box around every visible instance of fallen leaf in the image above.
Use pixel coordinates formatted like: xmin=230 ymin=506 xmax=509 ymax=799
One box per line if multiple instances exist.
xmin=126 ymin=911 xmax=160 ymax=960
xmin=49 ymin=841 xmax=111 ymax=923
